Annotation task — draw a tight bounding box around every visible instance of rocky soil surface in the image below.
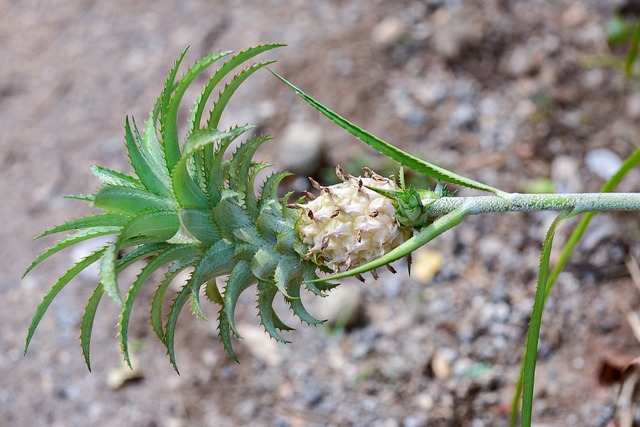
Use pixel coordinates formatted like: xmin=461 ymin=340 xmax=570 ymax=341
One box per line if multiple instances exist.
xmin=2 ymin=0 xmax=640 ymax=426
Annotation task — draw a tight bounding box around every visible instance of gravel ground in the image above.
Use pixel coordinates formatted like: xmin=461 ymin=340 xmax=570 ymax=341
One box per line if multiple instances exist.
xmin=3 ymin=1 xmax=640 ymax=426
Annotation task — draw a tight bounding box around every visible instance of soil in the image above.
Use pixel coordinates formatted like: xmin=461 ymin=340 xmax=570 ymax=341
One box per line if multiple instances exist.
xmin=2 ymin=0 xmax=640 ymax=426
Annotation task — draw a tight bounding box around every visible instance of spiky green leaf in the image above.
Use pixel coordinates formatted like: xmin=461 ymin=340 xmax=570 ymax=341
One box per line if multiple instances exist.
xmin=119 ymin=244 xmax=201 ymax=366
xmin=93 ymin=186 xmax=176 ymax=215
xmin=257 ymin=282 xmax=292 ymax=343
xmin=124 ymin=117 xmax=172 ymax=198
xmin=207 ymin=126 xmax=254 ymax=203
xmin=90 ymin=165 xmax=143 ymax=189
xmin=171 ymin=129 xmax=236 ymax=208
xmin=150 ymin=257 xmax=197 ymax=342
xmin=207 ymin=61 xmax=276 ymax=131
xmin=80 ymin=283 xmax=104 ymax=371
xmin=190 ymin=44 xmax=284 ymax=133
xmin=24 ymin=227 xmax=121 ymax=278
xmin=178 ymin=208 xmax=221 ymax=245
xmin=24 ymin=246 xmax=108 ymax=356
xmin=223 ymin=260 xmax=255 ymax=338
xmin=35 ymin=213 xmax=129 ymax=239
xmin=164 ymin=284 xmax=192 ymax=373
xmin=159 ymin=48 xmax=189 ymax=169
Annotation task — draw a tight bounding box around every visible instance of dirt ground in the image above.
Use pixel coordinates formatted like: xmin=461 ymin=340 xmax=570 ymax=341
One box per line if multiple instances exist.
xmin=3 ymin=0 xmax=640 ymax=426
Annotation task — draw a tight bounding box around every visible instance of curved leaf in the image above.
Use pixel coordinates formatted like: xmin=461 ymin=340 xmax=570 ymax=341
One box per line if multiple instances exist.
xmin=80 ymin=283 xmax=104 ymax=371
xmin=208 ymin=60 xmax=276 ymax=129
xmin=124 ymin=117 xmax=172 ymax=198
xmin=24 ymin=227 xmax=121 ymax=278
xmin=163 ymin=50 xmax=233 ymax=170
xmin=150 ymin=257 xmax=197 ymax=342
xmin=190 ymin=44 xmax=284 ymax=133
xmin=272 ymin=71 xmax=507 ymax=197
xmin=90 ymin=165 xmax=143 ymax=189
xmin=35 ymin=213 xmax=129 ymax=239
xmin=257 ymin=282 xmax=292 ymax=343
xmin=93 ymin=186 xmax=176 ymax=215
xmin=118 ymin=244 xmax=201 ymax=366
xmin=164 ymin=284 xmax=192 ymax=373
xmin=178 ymin=208 xmax=221 ymax=245
xmin=224 ymin=260 xmax=256 ymax=338
xmin=24 ymin=246 xmax=108 ymax=356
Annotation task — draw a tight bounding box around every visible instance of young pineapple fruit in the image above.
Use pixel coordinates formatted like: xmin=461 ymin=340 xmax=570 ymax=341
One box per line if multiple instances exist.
xmin=292 ymin=166 xmax=411 ymax=277
xmin=23 ymin=45 xmax=414 ymax=370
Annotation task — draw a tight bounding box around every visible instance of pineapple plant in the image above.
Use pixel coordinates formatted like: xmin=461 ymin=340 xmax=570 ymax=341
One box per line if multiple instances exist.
xmin=23 ymin=44 xmax=425 ymax=370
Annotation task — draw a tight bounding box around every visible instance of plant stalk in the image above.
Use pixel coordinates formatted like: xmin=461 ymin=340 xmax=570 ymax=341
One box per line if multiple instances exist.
xmin=424 ymin=193 xmax=640 ymax=217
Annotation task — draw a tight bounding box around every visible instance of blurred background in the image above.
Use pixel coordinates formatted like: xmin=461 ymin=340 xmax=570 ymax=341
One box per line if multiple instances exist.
xmin=2 ymin=0 xmax=640 ymax=426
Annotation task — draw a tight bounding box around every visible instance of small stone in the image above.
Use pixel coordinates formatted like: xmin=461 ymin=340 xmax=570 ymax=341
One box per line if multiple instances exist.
xmin=412 ymin=249 xmax=444 ymax=284
xmin=451 ymin=103 xmax=476 ymax=129
xmin=551 ymin=155 xmax=582 ymax=193
xmin=315 ymin=283 xmax=365 ymax=330
xmin=579 ymin=216 xmax=619 ymax=252
xmin=431 ymin=351 xmax=452 ymax=380
xmin=69 ymin=236 xmax=113 ymax=280
xmin=431 ymin=9 xmax=485 ymax=60
xmin=562 ymin=2 xmax=589 ymax=27
xmin=278 ymin=121 xmax=324 ymax=176
xmin=585 ymin=148 xmax=622 ymax=180
xmin=506 ymin=46 xmax=536 ymax=77
xmin=238 ymin=324 xmax=283 ymax=367
xmin=372 ymin=16 xmax=407 ymax=47
xmin=626 ymin=93 xmax=640 ymax=120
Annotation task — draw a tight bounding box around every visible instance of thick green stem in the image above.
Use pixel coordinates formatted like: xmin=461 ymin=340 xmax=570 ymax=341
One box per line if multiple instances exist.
xmin=424 ymin=193 xmax=640 ymax=217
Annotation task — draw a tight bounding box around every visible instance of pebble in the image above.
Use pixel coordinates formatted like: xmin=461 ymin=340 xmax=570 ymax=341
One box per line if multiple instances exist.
xmin=626 ymin=92 xmax=640 ymax=120
xmin=585 ymin=148 xmax=622 ymax=180
xmin=238 ymin=324 xmax=283 ymax=367
xmin=431 ymin=9 xmax=485 ymax=60
xmin=277 ymin=121 xmax=324 ymax=176
xmin=506 ymin=46 xmax=537 ymax=77
xmin=315 ymin=282 xmax=365 ymax=330
xmin=371 ymin=16 xmax=408 ymax=47
xmin=69 ymin=235 xmax=112 ymax=280
xmin=551 ymin=155 xmax=583 ymax=193
xmin=579 ymin=216 xmax=618 ymax=252
xmin=451 ymin=103 xmax=476 ymax=129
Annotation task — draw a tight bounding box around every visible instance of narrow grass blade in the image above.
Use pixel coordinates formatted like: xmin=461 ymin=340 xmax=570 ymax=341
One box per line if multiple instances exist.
xmin=520 ymin=211 xmax=572 ymax=427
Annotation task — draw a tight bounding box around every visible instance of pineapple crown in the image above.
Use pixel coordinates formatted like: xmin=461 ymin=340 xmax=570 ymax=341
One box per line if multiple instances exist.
xmin=23 ymin=44 xmax=335 ymax=371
